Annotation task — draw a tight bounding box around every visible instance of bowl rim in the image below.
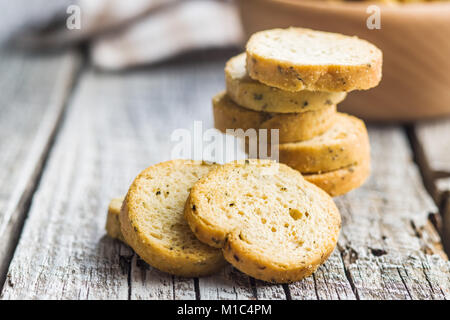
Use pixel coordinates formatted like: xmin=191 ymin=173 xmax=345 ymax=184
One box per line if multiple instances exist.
xmin=256 ymin=0 xmax=450 ymax=12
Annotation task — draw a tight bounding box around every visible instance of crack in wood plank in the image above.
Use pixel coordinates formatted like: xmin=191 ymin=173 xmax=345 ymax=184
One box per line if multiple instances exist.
xmin=410 ymin=122 xmax=450 ymax=256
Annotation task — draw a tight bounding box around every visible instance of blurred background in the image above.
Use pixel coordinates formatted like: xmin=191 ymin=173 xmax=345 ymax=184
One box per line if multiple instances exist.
xmin=1 ymin=0 xmax=450 ymax=121
xmin=0 ymin=0 xmax=243 ymax=69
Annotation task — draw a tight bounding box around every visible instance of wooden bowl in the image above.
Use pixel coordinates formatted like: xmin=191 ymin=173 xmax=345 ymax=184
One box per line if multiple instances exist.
xmin=237 ymin=0 xmax=450 ymax=122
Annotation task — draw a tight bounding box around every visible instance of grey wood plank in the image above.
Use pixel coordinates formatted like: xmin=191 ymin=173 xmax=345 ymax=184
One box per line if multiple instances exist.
xmin=412 ymin=120 xmax=450 ymax=265
xmin=412 ymin=120 xmax=450 ymax=205
xmin=0 ymin=49 xmax=80 ymax=287
xmin=413 ymin=119 xmax=450 ymax=177
xmin=198 ymin=266 xmax=254 ymax=300
xmin=254 ymin=280 xmax=286 ymax=300
xmin=299 ymin=250 xmax=356 ymax=300
xmin=332 ymin=126 xmax=449 ymax=300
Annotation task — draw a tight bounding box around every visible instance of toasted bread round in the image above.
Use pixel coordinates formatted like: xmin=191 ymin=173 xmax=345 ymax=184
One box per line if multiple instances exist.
xmin=225 ymin=53 xmax=347 ymax=113
xmin=106 ymin=197 xmax=125 ymax=242
xmin=246 ymin=28 xmax=382 ymax=92
xmin=185 ymin=159 xmax=341 ymax=283
xmin=120 ymin=160 xmax=227 ymax=277
xmin=213 ymin=91 xmax=336 ymax=144
xmin=278 ymin=113 xmax=370 ymax=173
xmin=304 ymin=156 xmax=371 ymax=197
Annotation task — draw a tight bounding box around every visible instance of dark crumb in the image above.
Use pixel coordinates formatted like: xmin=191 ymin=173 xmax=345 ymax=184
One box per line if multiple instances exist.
xmin=166 ymin=191 xmax=169 ymax=195
xmin=211 ymin=237 xmax=220 ymax=244
xmin=192 ymin=205 xmax=196 ymax=211
xmin=325 ymin=99 xmax=332 ymax=105
xmin=303 ymin=101 xmax=309 ymax=107
xmin=367 ymin=63 xmax=372 ymax=68
xmin=245 ymin=159 xmax=250 ymax=164
xmin=253 ymin=93 xmax=263 ymax=101
xmin=369 ymin=247 xmax=387 ymax=256
xmin=156 ymin=190 xmax=161 ymax=195
xmin=134 ymin=226 xmax=138 ymax=232
xmin=224 ymin=238 xmax=231 ymax=251
xmin=229 ymin=203 xmax=235 ymax=207
xmin=258 ymin=266 xmax=266 ymax=270
xmin=280 ymin=187 xmax=287 ymax=191
xmin=277 ymin=65 xmax=283 ymax=74
xmin=234 ymin=254 xmax=240 ymax=262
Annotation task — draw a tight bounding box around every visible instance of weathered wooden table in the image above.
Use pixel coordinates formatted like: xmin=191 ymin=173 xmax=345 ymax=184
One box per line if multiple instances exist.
xmin=0 ymin=48 xmax=449 ymax=300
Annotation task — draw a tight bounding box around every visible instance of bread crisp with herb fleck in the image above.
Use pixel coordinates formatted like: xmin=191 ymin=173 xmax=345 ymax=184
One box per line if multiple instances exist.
xmin=184 ymin=159 xmax=341 ymax=283
xmin=304 ymin=156 xmax=371 ymax=197
xmin=246 ymin=28 xmax=382 ymax=92
xmin=120 ymin=160 xmax=227 ymax=277
xmin=213 ymin=91 xmax=336 ymax=143
xmin=278 ymin=113 xmax=370 ymax=173
xmin=225 ymin=53 xmax=347 ymax=113
xmin=106 ymin=197 xmax=125 ymax=241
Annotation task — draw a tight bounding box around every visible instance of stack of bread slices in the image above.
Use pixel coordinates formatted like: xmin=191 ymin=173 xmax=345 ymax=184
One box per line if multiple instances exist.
xmin=104 ymin=28 xmax=382 ymax=284
xmin=214 ymin=27 xmax=382 ymax=196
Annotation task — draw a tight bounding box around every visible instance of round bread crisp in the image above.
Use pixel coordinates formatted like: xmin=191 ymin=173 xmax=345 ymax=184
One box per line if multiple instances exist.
xmin=246 ymin=28 xmax=382 ymax=92
xmin=213 ymin=91 xmax=336 ymax=144
xmin=304 ymin=156 xmax=371 ymax=197
xmin=225 ymin=53 xmax=347 ymax=113
xmin=106 ymin=197 xmax=125 ymax=242
xmin=120 ymin=160 xmax=227 ymax=277
xmin=185 ymin=159 xmax=341 ymax=283
xmin=279 ymin=113 xmax=370 ymax=173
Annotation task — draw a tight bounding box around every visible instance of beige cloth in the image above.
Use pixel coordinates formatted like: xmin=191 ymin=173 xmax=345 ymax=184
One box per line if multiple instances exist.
xmin=89 ymin=0 xmax=243 ymax=70
xmin=9 ymin=0 xmax=243 ymax=70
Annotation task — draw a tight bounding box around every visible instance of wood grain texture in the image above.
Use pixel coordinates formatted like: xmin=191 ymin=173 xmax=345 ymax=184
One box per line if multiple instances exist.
xmin=414 ymin=119 xmax=450 ymax=177
xmin=0 ymin=49 xmax=80 ymax=287
xmin=198 ymin=266 xmax=254 ymax=300
xmin=333 ymin=126 xmax=449 ymax=300
xmin=0 ymin=49 xmax=448 ymax=299
xmin=412 ymin=119 xmax=450 ymax=252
